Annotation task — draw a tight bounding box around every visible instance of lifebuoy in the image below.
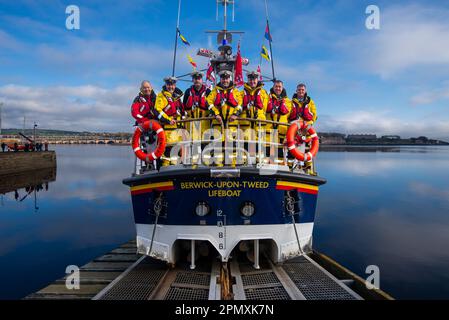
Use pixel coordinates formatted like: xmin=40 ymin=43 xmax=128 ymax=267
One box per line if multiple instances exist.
xmin=132 ymin=120 xmax=166 ymax=162
xmin=286 ymin=120 xmax=319 ymax=162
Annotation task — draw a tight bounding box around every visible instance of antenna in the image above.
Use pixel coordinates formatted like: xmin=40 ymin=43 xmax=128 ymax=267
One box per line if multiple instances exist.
xmin=23 ymin=116 xmax=26 ymax=142
xmin=0 ymin=102 xmax=3 ymax=138
xmin=207 ymin=1 xmax=243 ymax=45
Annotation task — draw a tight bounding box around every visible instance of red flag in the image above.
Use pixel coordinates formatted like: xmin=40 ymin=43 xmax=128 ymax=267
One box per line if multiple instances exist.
xmin=257 ymin=65 xmax=263 ymax=81
xmin=206 ymin=62 xmax=215 ymax=88
xmin=234 ymin=43 xmax=244 ymax=87
xmin=206 ymin=63 xmax=215 ymax=82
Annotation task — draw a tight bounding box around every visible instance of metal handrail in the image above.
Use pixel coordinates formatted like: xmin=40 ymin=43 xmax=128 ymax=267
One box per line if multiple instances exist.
xmin=135 ymin=116 xmax=315 ymax=172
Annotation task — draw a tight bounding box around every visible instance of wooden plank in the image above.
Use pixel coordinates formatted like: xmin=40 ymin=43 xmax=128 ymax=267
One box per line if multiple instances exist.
xmin=36 ymin=284 xmax=108 ymax=295
xmin=310 ymin=251 xmax=394 ymax=300
xmin=25 ymin=293 xmax=93 ymax=300
xmin=119 ymin=243 xmax=137 ymax=249
xmin=81 ymin=261 xmax=134 ymax=271
xmin=110 ymin=248 xmax=138 ymax=254
xmin=94 ymin=254 xmax=141 ymax=262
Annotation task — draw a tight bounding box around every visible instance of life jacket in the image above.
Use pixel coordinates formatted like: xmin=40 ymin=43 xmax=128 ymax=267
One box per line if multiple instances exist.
xmin=162 ymin=87 xmax=184 ymax=117
xmin=214 ymin=84 xmax=239 ymax=108
xmin=131 ymin=91 xmax=157 ymax=123
xmin=291 ymin=93 xmax=313 ymax=121
xmin=242 ymin=84 xmax=264 ymax=114
xmin=185 ymin=85 xmax=208 ymax=111
xmin=267 ymin=88 xmax=289 ymax=122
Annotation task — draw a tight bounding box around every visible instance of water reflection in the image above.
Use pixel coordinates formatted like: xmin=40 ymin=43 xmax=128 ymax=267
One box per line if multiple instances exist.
xmin=314 ymin=146 xmax=449 ymax=299
xmin=0 ymin=145 xmax=135 ymax=300
xmin=0 ymin=145 xmax=448 ymax=299
xmin=320 ymin=145 xmax=448 ymax=153
xmin=0 ymin=167 xmax=56 ymax=212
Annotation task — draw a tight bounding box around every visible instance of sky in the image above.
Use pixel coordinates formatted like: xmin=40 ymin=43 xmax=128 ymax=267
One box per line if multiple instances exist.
xmin=1 ymin=0 xmax=449 ymax=140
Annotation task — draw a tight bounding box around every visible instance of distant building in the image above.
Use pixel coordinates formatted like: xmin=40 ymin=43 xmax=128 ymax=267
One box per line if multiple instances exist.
xmin=381 ymin=135 xmax=400 ymax=140
xmin=319 ymin=133 xmax=346 ymax=145
xmin=347 ymin=134 xmax=377 ymax=140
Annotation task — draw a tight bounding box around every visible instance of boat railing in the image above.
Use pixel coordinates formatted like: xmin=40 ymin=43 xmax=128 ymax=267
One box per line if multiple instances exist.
xmin=134 ymin=117 xmax=315 ymax=175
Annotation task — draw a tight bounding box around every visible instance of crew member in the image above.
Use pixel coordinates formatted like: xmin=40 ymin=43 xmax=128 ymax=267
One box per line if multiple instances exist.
xmin=155 ymin=76 xmax=184 ymax=166
xmin=206 ymin=70 xmax=243 ymax=165
xmin=207 ymin=70 xmax=243 ymax=129
xmin=241 ymin=71 xmax=267 ymax=127
xmin=183 ymin=71 xmax=211 ymax=136
xmin=241 ymin=71 xmax=268 ymax=161
xmin=131 ymin=80 xmax=158 ymax=125
xmin=266 ymin=80 xmax=292 ymax=162
xmin=289 ymin=83 xmax=317 ymax=124
xmin=183 ymin=71 xmax=211 ymax=164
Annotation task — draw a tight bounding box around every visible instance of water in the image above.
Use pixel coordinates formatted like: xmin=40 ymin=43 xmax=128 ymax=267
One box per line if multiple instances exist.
xmin=1 ymin=145 xmax=448 ymax=299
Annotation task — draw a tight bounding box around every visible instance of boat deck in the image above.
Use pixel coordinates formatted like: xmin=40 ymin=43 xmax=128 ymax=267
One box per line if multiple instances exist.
xmin=26 ymin=240 xmax=392 ymax=300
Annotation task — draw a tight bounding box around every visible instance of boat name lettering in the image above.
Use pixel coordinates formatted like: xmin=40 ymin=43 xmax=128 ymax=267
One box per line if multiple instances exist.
xmin=179 ymin=181 xmax=269 ymax=189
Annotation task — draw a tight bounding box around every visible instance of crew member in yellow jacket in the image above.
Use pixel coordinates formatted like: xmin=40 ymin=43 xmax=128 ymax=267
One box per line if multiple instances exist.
xmin=206 ymin=70 xmax=243 ymax=165
xmin=155 ymin=76 xmax=185 ymax=166
xmin=206 ymin=70 xmax=243 ymax=132
xmin=266 ymin=80 xmax=293 ymax=163
xmin=240 ymin=71 xmax=268 ymax=128
xmin=240 ymin=71 xmax=268 ymax=161
xmin=289 ymin=83 xmax=317 ymax=125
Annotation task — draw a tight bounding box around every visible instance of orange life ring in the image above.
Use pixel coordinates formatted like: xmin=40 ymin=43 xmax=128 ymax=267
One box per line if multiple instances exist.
xmin=132 ymin=120 xmax=166 ymax=162
xmin=286 ymin=120 xmax=319 ymax=162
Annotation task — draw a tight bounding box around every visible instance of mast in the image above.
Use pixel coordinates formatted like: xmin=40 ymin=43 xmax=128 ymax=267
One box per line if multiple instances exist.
xmin=171 ymin=0 xmax=182 ymax=76
xmin=264 ymin=0 xmax=276 ymax=80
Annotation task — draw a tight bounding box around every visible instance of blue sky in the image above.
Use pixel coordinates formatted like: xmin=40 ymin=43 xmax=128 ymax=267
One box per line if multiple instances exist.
xmin=1 ymin=0 xmax=449 ymax=140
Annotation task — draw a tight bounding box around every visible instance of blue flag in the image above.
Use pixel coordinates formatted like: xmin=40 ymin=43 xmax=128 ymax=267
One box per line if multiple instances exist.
xmin=265 ymin=23 xmax=272 ymax=42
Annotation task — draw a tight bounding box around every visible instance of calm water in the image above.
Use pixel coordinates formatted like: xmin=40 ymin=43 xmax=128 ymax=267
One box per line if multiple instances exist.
xmin=1 ymin=145 xmax=449 ymax=299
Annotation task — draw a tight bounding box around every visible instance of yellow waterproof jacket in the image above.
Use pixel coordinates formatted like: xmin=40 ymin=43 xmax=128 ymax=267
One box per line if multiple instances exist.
xmin=290 ymin=93 xmax=317 ymax=124
xmin=155 ymin=87 xmax=184 ymax=130
xmin=206 ymin=83 xmax=243 ymax=127
xmin=266 ymin=89 xmax=292 ymax=136
xmin=240 ymin=83 xmax=268 ymax=127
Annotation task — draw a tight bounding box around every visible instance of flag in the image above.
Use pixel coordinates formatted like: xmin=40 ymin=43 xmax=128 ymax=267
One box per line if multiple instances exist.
xmin=257 ymin=65 xmax=263 ymax=81
xmin=261 ymin=45 xmax=270 ymax=61
xmin=206 ymin=63 xmax=215 ymax=83
xmin=265 ymin=23 xmax=272 ymax=42
xmin=234 ymin=43 xmax=244 ymax=87
xmin=178 ymin=29 xmax=190 ymax=46
xmin=187 ymin=54 xmax=197 ymax=69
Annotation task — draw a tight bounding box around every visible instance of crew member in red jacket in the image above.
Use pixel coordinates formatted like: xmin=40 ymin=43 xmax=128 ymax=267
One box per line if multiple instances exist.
xmin=131 ymin=80 xmax=158 ymax=125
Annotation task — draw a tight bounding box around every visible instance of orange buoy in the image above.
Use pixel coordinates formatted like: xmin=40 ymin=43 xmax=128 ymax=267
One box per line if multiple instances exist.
xmin=132 ymin=120 xmax=166 ymax=162
xmin=286 ymin=120 xmax=319 ymax=162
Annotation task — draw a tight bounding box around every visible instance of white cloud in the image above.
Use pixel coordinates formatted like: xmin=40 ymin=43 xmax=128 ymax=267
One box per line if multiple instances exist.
xmin=410 ymin=82 xmax=449 ymax=105
xmin=341 ymin=4 xmax=449 ymax=78
xmin=0 ymin=84 xmax=137 ymax=132
xmin=316 ymin=110 xmax=449 ymax=140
